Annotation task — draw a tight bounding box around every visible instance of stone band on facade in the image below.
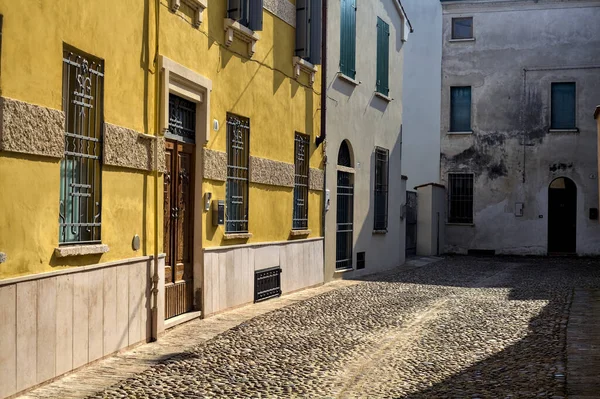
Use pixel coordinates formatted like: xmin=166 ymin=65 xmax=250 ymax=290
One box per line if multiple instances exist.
xmin=203 ymin=148 xmax=227 ymax=182
xmin=264 ymin=0 xmax=295 ymax=27
xmin=0 ymin=97 xmax=65 ymax=158
xmin=250 ymin=156 xmax=295 ymax=188
xmin=104 ymin=123 xmax=166 ymax=172
xmin=309 ymin=168 xmax=324 ymax=191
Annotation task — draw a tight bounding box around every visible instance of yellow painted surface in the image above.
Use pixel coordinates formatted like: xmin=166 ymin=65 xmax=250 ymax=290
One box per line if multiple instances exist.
xmin=159 ymin=0 xmax=324 ymax=247
xmin=0 ymin=0 xmax=323 ymax=278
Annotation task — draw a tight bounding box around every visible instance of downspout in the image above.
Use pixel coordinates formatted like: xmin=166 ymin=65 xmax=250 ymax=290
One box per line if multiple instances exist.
xmin=317 ymin=0 xmax=328 ymax=268
xmin=151 ymin=0 xmax=161 ymax=342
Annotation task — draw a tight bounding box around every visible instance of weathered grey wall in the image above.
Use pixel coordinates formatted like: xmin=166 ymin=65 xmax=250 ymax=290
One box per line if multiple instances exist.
xmin=324 ymin=0 xmax=407 ymax=281
xmin=401 ymin=0 xmax=443 ymax=190
xmin=440 ymin=0 xmax=600 ymax=255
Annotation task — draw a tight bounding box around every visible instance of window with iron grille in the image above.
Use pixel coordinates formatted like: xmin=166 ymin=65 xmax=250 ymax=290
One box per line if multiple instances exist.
xmin=448 ymin=173 xmax=474 ymax=224
xmin=293 ymin=133 xmax=310 ymax=230
xmin=59 ymin=48 xmax=104 ymax=244
xmin=167 ymin=94 xmax=196 ymax=143
xmin=373 ymin=147 xmax=389 ymax=231
xmin=551 ymin=82 xmax=576 ymax=129
xmin=226 ymin=114 xmax=250 ymax=233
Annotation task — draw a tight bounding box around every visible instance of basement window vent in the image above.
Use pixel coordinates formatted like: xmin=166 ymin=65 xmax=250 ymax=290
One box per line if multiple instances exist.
xmin=467 ymin=249 xmax=496 ymax=256
xmin=254 ymin=267 xmax=282 ymax=303
xmin=357 ymin=252 xmax=366 ymax=269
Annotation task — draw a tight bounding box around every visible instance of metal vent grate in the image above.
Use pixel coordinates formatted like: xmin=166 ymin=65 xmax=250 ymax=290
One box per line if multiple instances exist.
xmin=357 ymin=252 xmax=365 ymax=269
xmin=254 ymin=267 xmax=282 ymax=303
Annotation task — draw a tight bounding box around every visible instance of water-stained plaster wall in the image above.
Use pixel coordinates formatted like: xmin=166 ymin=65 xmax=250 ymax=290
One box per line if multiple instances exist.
xmin=324 ymin=0 xmax=408 ymax=281
xmin=440 ymin=0 xmax=600 ymax=255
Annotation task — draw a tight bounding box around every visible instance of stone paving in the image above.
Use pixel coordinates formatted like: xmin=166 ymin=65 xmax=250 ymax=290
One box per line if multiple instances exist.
xmin=20 ymin=256 xmax=600 ymax=398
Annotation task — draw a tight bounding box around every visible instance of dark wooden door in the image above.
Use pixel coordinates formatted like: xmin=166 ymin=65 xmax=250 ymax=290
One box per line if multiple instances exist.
xmin=548 ymin=177 xmax=577 ymax=254
xmin=164 ymin=140 xmax=195 ymax=319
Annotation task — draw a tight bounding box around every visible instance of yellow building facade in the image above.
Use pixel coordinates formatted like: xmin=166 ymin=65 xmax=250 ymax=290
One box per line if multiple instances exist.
xmin=0 ymin=0 xmax=324 ymax=397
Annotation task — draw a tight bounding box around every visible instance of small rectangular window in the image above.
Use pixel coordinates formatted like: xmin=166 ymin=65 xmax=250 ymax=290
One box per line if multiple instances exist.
xmin=452 ymin=17 xmax=473 ymax=40
xmin=448 ymin=173 xmax=474 ymax=224
xmin=450 ymin=86 xmax=472 ymax=132
xmin=295 ymin=0 xmax=322 ymax=64
xmin=376 ymin=17 xmax=390 ymax=96
xmin=551 ymin=82 xmax=576 ymax=129
xmin=340 ymin=0 xmax=356 ymax=79
xmin=293 ymin=133 xmax=310 ymax=230
xmin=374 ymin=147 xmax=389 ymax=231
xmin=227 ymin=0 xmax=263 ymax=30
xmin=226 ymin=113 xmax=250 ymax=233
xmin=60 ymin=48 xmax=104 ymax=244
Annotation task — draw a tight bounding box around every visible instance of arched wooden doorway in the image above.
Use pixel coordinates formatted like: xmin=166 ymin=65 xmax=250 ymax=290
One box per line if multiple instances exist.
xmin=548 ymin=177 xmax=577 ymax=254
xmin=336 ymin=140 xmax=354 ymax=270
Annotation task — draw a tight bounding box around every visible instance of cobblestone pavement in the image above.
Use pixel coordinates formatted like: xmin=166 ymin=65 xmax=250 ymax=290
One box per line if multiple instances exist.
xmin=88 ymin=257 xmax=600 ymax=398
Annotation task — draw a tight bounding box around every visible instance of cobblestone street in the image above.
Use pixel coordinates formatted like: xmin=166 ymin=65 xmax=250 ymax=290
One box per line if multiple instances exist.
xmin=23 ymin=257 xmax=600 ymax=398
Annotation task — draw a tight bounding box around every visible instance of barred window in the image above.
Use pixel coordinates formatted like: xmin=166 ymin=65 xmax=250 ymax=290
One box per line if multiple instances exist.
xmin=59 ymin=48 xmax=104 ymax=244
xmin=226 ymin=114 xmax=250 ymax=233
xmin=293 ymin=133 xmax=310 ymax=230
xmin=374 ymin=147 xmax=389 ymax=231
xmin=448 ymin=173 xmax=474 ymax=224
xmin=167 ymin=94 xmax=196 ymax=143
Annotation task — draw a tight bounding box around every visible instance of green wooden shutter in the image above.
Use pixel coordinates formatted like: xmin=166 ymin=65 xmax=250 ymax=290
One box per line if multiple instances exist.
xmin=340 ymin=0 xmax=356 ymax=79
xmin=376 ymin=17 xmax=389 ymax=96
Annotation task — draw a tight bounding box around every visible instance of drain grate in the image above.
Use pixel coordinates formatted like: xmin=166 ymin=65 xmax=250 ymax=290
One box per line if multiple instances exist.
xmin=254 ymin=267 xmax=282 ymax=303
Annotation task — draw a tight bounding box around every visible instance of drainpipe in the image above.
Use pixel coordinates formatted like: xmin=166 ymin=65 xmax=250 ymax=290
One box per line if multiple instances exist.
xmin=317 ymin=0 xmax=328 ymax=269
xmin=151 ymin=0 xmax=161 ymax=342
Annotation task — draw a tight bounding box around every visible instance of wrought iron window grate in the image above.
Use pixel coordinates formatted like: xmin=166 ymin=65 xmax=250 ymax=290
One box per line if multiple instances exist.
xmin=448 ymin=173 xmax=474 ymax=224
xmin=59 ymin=48 xmax=104 ymax=245
xmin=336 ymin=170 xmax=354 ymax=270
xmin=374 ymin=147 xmax=389 ymax=231
xmin=254 ymin=267 xmax=282 ymax=302
xmin=293 ymin=133 xmax=310 ymax=230
xmin=167 ymin=94 xmax=196 ymax=143
xmin=226 ymin=114 xmax=250 ymax=233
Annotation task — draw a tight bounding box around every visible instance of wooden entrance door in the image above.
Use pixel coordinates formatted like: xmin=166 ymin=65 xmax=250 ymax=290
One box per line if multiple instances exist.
xmin=164 ymin=140 xmax=195 ymax=319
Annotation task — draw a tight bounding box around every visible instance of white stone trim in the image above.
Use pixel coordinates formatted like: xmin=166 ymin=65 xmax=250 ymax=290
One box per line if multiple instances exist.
xmin=293 ymin=57 xmax=318 ymax=86
xmin=54 ymin=244 xmax=110 ymax=258
xmin=159 ymin=56 xmax=212 ymax=143
xmin=374 ymin=92 xmax=393 ymax=102
xmin=338 ymin=72 xmax=360 ymax=86
xmin=290 ymin=229 xmax=311 ymax=237
xmin=224 ymin=18 xmax=260 ymax=57
xmin=204 ymin=236 xmax=323 ymax=252
xmin=169 ymin=0 xmax=207 ymax=28
xmin=223 ymin=232 xmax=253 ymax=240
xmin=0 ymin=252 xmax=6 ymax=263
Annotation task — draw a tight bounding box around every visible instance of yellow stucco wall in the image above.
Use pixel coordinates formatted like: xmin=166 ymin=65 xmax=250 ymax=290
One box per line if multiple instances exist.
xmin=0 ymin=1 xmax=323 ymax=279
xmin=0 ymin=0 xmax=161 ymax=279
xmin=158 ymin=0 xmax=324 ymax=247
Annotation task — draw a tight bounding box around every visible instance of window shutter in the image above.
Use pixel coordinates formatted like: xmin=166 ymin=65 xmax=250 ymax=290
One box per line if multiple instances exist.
xmin=340 ymin=0 xmax=356 ymax=79
xmin=248 ymin=0 xmax=263 ymax=31
xmin=228 ymin=0 xmax=242 ymax=21
xmin=376 ymin=18 xmax=389 ymax=96
xmin=450 ymin=87 xmax=472 ymax=132
xmin=551 ymin=83 xmax=576 ymax=129
xmin=295 ymin=0 xmax=308 ymax=58
xmin=309 ymin=0 xmax=322 ymax=64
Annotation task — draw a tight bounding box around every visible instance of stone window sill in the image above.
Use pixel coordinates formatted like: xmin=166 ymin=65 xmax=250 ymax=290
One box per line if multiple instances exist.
xmin=374 ymin=92 xmax=393 ymax=102
xmin=373 ymin=229 xmax=388 ymax=235
xmin=549 ymin=128 xmax=579 ymax=133
xmin=170 ymin=0 xmax=207 ymax=28
xmin=223 ymin=232 xmax=253 ymax=240
xmin=54 ymin=244 xmax=110 ymax=258
xmin=335 ymin=268 xmax=354 ymax=274
xmin=448 ymin=130 xmax=473 ymax=135
xmin=338 ymin=73 xmax=360 ymax=86
xmin=290 ymin=229 xmax=311 ymax=237
xmin=293 ymin=57 xmax=318 ymax=86
xmin=224 ymin=18 xmax=260 ymax=57
xmin=450 ymin=38 xmax=475 ymax=42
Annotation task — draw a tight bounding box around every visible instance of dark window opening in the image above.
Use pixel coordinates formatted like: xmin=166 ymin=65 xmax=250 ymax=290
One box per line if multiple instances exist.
xmin=450 ymin=86 xmax=472 ymax=132
xmin=452 ymin=17 xmax=473 ymax=40
xmin=374 ymin=147 xmax=389 ymax=231
xmin=551 ymin=82 xmax=576 ymax=129
xmin=226 ymin=113 xmax=250 ymax=233
xmin=167 ymin=94 xmax=196 ymax=143
xmin=59 ymin=47 xmax=104 ymax=244
xmin=356 ymin=252 xmax=365 ymax=269
xmin=448 ymin=173 xmax=473 ymax=224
